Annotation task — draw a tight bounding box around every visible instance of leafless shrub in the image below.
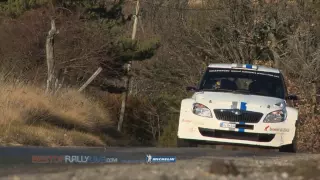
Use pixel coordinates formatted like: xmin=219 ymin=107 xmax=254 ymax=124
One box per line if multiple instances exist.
xmin=0 ymin=6 xmax=125 ymax=88
xmin=133 ymin=0 xmax=320 ymax=149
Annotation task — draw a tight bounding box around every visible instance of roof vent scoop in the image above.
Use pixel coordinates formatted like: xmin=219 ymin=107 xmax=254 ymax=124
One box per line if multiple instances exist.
xmin=231 ymin=63 xmax=258 ymax=70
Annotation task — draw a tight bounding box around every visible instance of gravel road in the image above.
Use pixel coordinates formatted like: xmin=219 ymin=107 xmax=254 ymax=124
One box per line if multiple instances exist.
xmin=0 ymin=147 xmax=319 ymax=180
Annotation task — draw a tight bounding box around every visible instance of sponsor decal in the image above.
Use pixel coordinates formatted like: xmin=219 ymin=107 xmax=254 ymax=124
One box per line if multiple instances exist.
xmin=220 ymin=122 xmax=236 ymax=129
xmin=208 ymin=69 xmax=280 ymax=78
xmin=182 ymin=119 xmax=192 ymax=123
xmin=264 ymin=125 xmax=289 ymax=132
xmin=182 ymin=120 xmax=204 ymax=126
xmin=188 ymin=127 xmax=196 ymax=132
xmin=280 ymin=134 xmax=284 ymax=145
xmin=209 ymin=69 xmax=229 ymax=72
xmin=146 ymin=154 xmax=176 ymax=163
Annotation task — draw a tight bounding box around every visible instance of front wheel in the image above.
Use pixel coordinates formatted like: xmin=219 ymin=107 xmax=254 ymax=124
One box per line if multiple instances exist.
xmin=279 ymin=141 xmax=297 ymax=153
xmin=279 ymin=127 xmax=298 ymax=153
xmin=177 ymin=137 xmax=198 ymax=147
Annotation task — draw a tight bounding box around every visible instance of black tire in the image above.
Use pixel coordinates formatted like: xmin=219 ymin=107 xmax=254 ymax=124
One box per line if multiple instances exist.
xmin=177 ymin=137 xmax=198 ymax=147
xmin=279 ymin=139 xmax=297 ymax=153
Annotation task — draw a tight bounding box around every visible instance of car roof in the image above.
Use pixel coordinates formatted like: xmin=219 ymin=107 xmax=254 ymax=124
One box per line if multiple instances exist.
xmin=207 ymin=63 xmax=280 ymax=73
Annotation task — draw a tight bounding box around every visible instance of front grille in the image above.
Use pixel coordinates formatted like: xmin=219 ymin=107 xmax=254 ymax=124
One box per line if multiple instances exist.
xmin=199 ymin=128 xmax=275 ymax=142
xmin=213 ymin=109 xmax=263 ymax=123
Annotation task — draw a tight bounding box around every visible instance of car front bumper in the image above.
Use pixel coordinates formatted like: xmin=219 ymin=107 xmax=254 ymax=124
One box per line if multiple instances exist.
xmin=177 ymin=115 xmax=296 ymax=148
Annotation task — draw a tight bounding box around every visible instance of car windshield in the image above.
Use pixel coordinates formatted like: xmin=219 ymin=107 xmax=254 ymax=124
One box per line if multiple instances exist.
xmin=199 ymin=68 xmax=286 ymax=99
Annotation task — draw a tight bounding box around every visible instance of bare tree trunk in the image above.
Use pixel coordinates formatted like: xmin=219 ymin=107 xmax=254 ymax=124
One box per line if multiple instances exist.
xmin=45 ymin=19 xmax=58 ymax=95
xmin=268 ymin=17 xmax=280 ymax=69
xmin=118 ymin=0 xmax=140 ymax=132
xmin=268 ymin=32 xmax=280 ymax=69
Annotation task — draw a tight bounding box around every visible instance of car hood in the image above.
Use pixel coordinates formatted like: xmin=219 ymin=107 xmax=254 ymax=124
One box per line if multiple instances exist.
xmin=192 ymin=91 xmax=285 ymax=111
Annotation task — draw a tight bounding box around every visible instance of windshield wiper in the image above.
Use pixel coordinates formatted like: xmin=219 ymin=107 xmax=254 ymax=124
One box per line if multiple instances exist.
xmin=200 ymin=89 xmax=252 ymax=94
xmin=201 ymin=88 xmax=235 ymax=92
xmin=232 ymin=89 xmax=252 ymax=94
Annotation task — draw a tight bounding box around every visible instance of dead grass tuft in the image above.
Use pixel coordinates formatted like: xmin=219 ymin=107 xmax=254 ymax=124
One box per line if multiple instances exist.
xmin=0 ymin=80 xmax=116 ymax=147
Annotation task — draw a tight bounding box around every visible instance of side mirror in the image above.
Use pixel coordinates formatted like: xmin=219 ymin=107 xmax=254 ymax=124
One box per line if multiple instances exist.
xmin=186 ymin=86 xmax=198 ymax=92
xmin=286 ymin=94 xmax=298 ymax=101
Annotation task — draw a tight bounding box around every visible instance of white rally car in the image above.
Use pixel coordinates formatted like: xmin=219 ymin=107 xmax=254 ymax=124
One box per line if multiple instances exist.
xmin=177 ymin=63 xmax=299 ymax=152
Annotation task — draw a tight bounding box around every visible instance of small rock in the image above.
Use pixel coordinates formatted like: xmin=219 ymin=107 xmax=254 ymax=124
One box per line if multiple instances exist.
xmin=218 ymin=175 xmax=228 ymax=180
xmin=273 ymin=174 xmax=278 ymax=180
xmin=236 ymin=174 xmax=244 ymax=179
xmin=281 ymin=172 xmax=289 ymax=179
xmin=209 ymin=159 xmax=240 ymax=176
xmin=12 ymin=176 xmax=20 ymax=180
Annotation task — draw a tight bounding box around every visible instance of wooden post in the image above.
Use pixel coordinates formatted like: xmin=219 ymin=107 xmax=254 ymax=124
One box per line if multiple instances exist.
xmin=54 ymin=68 xmax=68 ymax=95
xmin=45 ymin=18 xmax=58 ymax=95
xmin=311 ymin=81 xmax=318 ymax=115
xmin=78 ymin=67 xmax=103 ymax=92
xmin=118 ymin=0 xmax=140 ymax=132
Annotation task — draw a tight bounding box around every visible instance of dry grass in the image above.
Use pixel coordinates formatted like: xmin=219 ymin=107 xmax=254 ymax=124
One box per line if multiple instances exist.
xmin=0 ymin=80 xmax=115 ymax=147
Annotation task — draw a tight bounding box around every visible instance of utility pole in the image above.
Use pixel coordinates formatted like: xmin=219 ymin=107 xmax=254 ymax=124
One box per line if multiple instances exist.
xmin=118 ymin=0 xmax=140 ymax=132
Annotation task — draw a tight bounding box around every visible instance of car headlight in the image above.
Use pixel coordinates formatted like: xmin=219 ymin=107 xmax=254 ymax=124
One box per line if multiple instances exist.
xmin=192 ymin=103 xmax=212 ymax=118
xmin=263 ymin=109 xmax=287 ymax=123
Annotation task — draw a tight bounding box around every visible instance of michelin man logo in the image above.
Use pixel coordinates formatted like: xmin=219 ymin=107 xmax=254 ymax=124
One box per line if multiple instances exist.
xmin=146 ymin=154 xmax=152 ymax=163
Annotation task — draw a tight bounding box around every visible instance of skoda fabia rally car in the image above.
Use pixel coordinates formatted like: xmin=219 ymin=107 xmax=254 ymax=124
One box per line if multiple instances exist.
xmin=177 ymin=63 xmax=299 ymax=152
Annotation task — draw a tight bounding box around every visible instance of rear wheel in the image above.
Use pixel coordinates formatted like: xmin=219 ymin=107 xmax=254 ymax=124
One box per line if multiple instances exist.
xmin=177 ymin=137 xmax=198 ymax=147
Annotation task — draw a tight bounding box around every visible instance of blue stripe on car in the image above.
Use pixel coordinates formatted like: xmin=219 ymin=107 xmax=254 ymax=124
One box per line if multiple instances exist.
xmin=240 ymin=102 xmax=247 ymax=110
xmin=238 ymin=128 xmax=245 ymax=132
xmin=245 ymin=64 xmax=253 ymax=69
